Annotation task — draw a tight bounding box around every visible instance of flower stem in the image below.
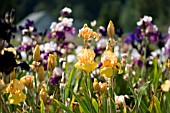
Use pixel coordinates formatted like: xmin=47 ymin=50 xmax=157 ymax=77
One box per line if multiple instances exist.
xmin=53 ymin=85 xmax=58 ymax=99
xmin=28 ymin=90 xmax=36 ymax=112
xmin=0 ymin=95 xmax=10 ymax=113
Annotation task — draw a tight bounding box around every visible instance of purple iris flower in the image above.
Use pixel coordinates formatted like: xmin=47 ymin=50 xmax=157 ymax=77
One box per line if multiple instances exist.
xmin=19 ymin=19 xmax=37 ymax=32
xmin=25 ymin=20 xmax=34 ymax=28
xmin=47 ymin=32 xmax=52 ymax=39
xmin=17 ymin=45 xmax=31 ymax=52
xmin=64 ymin=26 xmax=75 ymax=34
xmin=50 ymin=76 xmax=62 ymax=85
xmin=56 ymin=31 xmax=65 ymax=42
xmin=124 ymin=33 xmax=134 ymax=43
xmin=115 ymin=28 xmax=123 ymax=37
xmin=137 ymin=60 xmax=143 ymax=67
xmin=132 ymin=60 xmax=143 ymax=67
xmin=97 ymin=26 xmax=107 ymax=36
xmin=61 ymin=42 xmax=68 ymax=49
xmin=149 ymin=33 xmax=158 ymax=42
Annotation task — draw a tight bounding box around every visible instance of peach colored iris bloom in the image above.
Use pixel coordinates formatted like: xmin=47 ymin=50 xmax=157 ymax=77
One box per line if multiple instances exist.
xmin=78 ymin=24 xmax=99 ymax=40
xmin=74 ymin=48 xmax=98 ymax=73
xmin=100 ymin=42 xmax=123 ymax=78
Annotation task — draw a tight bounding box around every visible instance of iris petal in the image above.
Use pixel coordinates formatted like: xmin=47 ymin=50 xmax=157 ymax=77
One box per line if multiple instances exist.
xmin=8 ymin=92 xmax=26 ymax=104
xmin=100 ymin=66 xmax=113 ymax=78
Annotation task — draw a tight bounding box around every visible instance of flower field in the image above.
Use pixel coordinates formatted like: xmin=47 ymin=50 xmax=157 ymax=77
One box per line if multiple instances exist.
xmin=1 ymin=7 xmax=170 ymax=113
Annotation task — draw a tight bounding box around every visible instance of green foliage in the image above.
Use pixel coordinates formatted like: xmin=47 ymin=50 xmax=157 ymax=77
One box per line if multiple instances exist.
xmin=54 ymin=99 xmax=74 ymax=113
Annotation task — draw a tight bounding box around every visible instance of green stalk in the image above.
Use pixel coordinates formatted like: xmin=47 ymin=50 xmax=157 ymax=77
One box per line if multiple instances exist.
xmin=0 ymin=95 xmax=10 ymax=113
xmin=28 ymin=90 xmax=36 ymax=112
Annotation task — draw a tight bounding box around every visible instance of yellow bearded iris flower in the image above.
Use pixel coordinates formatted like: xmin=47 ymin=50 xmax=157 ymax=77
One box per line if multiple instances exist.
xmin=75 ymin=24 xmax=99 ymax=72
xmin=3 ymin=79 xmax=26 ymax=104
xmin=100 ymin=42 xmax=123 ymax=78
xmin=74 ymin=49 xmax=98 ymax=73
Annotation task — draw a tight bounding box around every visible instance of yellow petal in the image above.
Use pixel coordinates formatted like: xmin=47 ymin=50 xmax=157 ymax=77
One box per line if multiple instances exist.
xmin=100 ymin=66 xmax=113 ymax=78
xmin=74 ymin=62 xmax=83 ymax=70
xmin=8 ymin=92 xmax=26 ymax=104
xmin=12 ymin=79 xmax=24 ymax=91
xmin=75 ymin=62 xmax=98 ymax=73
xmin=82 ymin=62 xmax=98 ymax=73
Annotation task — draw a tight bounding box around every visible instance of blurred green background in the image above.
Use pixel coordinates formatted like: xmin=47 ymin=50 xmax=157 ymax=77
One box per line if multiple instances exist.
xmin=0 ymin=0 xmax=170 ymax=33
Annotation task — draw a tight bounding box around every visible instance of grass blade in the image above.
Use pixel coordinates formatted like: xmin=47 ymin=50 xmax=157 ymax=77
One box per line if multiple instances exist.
xmin=69 ymin=88 xmax=90 ymax=113
xmin=54 ymin=99 xmax=74 ymax=113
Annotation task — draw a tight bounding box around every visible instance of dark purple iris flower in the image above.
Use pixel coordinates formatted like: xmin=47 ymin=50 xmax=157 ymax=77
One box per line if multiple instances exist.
xmin=124 ymin=27 xmax=143 ymax=44
xmin=124 ymin=33 xmax=134 ymax=44
xmin=25 ymin=20 xmax=34 ymax=28
xmin=132 ymin=60 xmax=143 ymax=67
xmin=19 ymin=19 xmax=37 ymax=32
xmin=137 ymin=60 xmax=143 ymax=67
xmin=115 ymin=28 xmax=123 ymax=37
xmin=61 ymin=42 xmax=67 ymax=49
xmin=41 ymin=53 xmax=48 ymax=59
xmin=98 ymin=26 xmax=107 ymax=36
xmin=158 ymin=31 xmax=164 ymax=40
xmin=94 ymin=48 xmax=103 ymax=56
xmin=17 ymin=45 xmax=31 ymax=52
xmin=56 ymin=31 xmax=65 ymax=42
xmin=0 ymin=10 xmax=16 ymax=43
xmin=50 ymin=75 xmax=62 ymax=85
xmin=0 ymin=50 xmax=17 ymax=75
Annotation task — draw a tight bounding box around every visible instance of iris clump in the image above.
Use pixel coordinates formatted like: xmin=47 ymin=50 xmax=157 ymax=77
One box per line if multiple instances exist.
xmin=1 ymin=7 xmax=170 ymax=113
